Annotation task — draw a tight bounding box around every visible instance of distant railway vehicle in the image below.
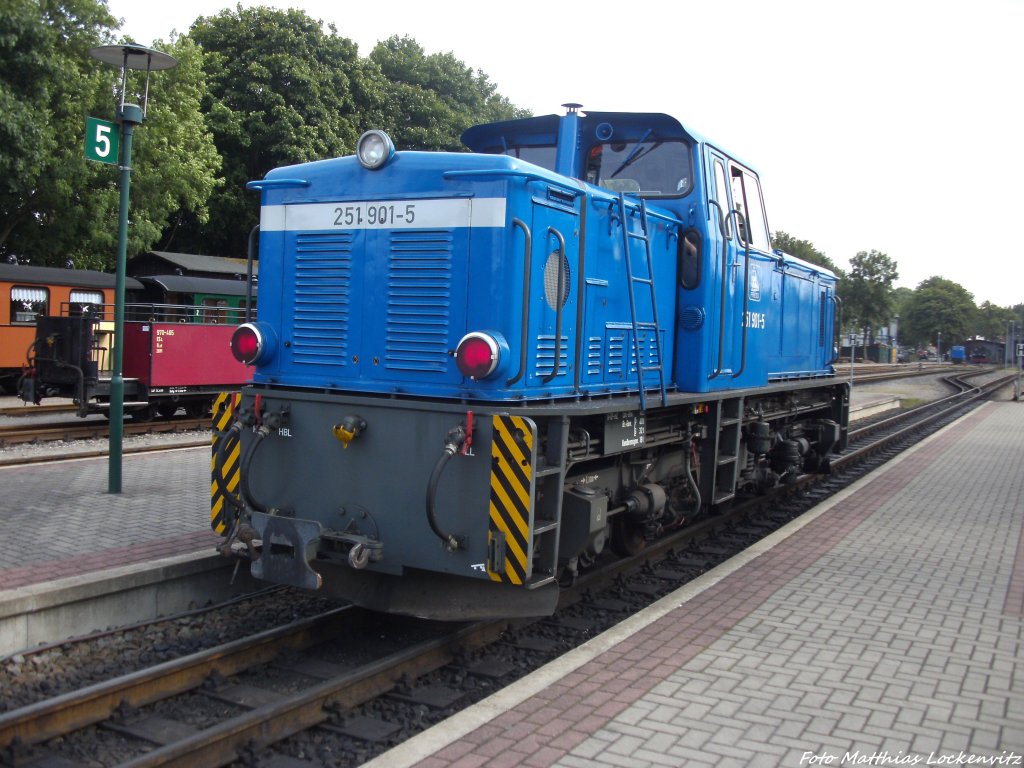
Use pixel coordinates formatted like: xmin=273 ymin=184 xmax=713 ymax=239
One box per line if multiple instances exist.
xmin=950 ymin=345 xmax=966 ymax=364
xmin=1 ymin=262 xmax=135 ymax=394
xmin=967 ymin=339 xmax=1004 ymax=365
xmin=214 ymin=105 xmax=849 ymax=620
xmin=15 ymin=267 xmax=255 ymax=418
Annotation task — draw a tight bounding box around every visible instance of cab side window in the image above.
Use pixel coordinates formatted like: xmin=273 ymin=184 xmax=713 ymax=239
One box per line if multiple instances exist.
xmin=729 ymin=166 xmax=771 ymax=252
xmin=713 ymin=159 xmax=731 ymax=237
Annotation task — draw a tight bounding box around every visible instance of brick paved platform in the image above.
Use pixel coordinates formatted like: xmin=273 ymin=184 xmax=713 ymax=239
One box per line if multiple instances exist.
xmin=0 ymin=446 xmax=217 ymax=591
xmin=367 ymin=400 xmax=1024 ymax=768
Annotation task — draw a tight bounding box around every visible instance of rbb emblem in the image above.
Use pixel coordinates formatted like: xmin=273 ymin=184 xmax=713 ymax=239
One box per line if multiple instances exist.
xmin=84 ymin=117 xmax=119 ymax=165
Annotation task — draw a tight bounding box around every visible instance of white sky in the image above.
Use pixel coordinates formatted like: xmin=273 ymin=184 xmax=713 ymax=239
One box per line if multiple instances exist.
xmin=107 ymin=0 xmax=1024 ymax=307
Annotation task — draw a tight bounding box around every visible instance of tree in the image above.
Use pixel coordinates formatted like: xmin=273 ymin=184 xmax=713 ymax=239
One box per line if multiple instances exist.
xmin=0 ymin=0 xmax=221 ymax=268
xmin=839 ymin=250 xmax=899 ymax=340
xmin=107 ymin=35 xmax=223 ymax=266
xmin=0 ymin=0 xmax=116 ymax=264
xmin=974 ymin=300 xmax=1015 ymax=341
xmin=901 ymin=276 xmax=976 ymax=348
xmin=772 ymin=231 xmax=843 ymax=277
xmin=369 ymin=36 xmax=528 ymax=151
xmin=176 ymin=6 xmax=390 ymax=257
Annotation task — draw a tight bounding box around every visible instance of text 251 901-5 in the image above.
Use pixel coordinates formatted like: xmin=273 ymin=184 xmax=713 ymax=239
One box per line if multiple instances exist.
xmin=334 ymin=203 xmax=416 ymax=227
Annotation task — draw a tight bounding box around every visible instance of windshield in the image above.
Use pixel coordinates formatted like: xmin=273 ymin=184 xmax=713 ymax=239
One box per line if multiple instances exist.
xmin=584 ymin=139 xmax=692 ymax=197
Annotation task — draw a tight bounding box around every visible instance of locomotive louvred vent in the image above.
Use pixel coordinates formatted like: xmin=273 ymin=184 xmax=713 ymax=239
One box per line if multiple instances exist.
xmin=587 ymin=335 xmax=603 ymax=375
xmin=606 ymin=323 xmax=662 ymax=377
xmin=292 ymin=233 xmax=353 ymax=366
xmin=386 ymin=230 xmax=453 ymax=372
xmin=535 ymin=334 xmax=569 ymax=378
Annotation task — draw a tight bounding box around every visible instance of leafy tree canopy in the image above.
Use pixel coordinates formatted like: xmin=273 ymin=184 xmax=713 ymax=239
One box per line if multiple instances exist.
xmin=974 ymin=300 xmax=1015 ymax=341
xmin=772 ymin=231 xmax=844 ymax=277
xmin=369 ymin=35 xmax=528 ymax=151
xmin=838 ymin=250 xmax=899 ymax=335
xmin=0 ymin=0 xmax=116 ymax=264
xmin=900 ymin=276 xmax=976 ymax=347
xmin=170 ymin=5 xmax=387 ymax=256
xmin=0 ymin=0 xmax=221 ymax=268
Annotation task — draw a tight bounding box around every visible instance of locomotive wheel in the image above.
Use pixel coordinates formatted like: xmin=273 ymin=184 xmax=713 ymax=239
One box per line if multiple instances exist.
xmin=610 ymin=517 xmax=647 ymax=557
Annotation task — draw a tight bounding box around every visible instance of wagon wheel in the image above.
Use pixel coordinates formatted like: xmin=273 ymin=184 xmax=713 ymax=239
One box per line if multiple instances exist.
xmin=185 ymin=400 xmax=209 ymax=418
xmin=156 ymin=402 xmax=179 ymax=419
xmin=130 ymin=404 xmax=156 ymax=422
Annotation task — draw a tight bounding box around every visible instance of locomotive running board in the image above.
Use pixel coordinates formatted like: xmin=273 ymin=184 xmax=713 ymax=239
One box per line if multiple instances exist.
xmin=249 ymin=511 xmax=323 ymax=591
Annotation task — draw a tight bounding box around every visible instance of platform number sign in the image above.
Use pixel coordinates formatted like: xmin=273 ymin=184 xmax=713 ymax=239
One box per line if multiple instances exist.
xmin=84 ymin=117 xmax=119 ymax=165
xmin=1017 ymin=343 xmax=1024 ymax=358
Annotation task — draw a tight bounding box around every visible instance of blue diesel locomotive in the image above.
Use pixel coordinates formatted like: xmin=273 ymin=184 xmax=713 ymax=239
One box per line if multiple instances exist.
xmin=217 ymin=105 xmax=849 ymax=619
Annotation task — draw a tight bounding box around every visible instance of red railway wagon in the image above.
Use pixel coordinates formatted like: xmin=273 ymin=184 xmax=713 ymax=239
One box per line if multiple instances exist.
xmin=123 ymin=321 xmax=249 ymax=414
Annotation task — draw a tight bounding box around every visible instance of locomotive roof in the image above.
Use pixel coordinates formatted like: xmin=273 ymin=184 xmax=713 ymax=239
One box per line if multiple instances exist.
xmin=0 ymin=262 xmax=143 ymax=290
xmin=461 ymin=111 xmax=701 ymax=153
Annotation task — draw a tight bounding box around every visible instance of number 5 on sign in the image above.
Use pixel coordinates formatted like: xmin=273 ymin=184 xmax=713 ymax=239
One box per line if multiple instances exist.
xmin=84 ymin=117 xmax=119 ymax=164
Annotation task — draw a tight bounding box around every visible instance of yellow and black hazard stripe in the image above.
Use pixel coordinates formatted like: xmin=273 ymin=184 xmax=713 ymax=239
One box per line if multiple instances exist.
xmin=211 ymin=392 xmax=242 ymax=534
xmin=488 ymin=414 xmax=535 ymax=585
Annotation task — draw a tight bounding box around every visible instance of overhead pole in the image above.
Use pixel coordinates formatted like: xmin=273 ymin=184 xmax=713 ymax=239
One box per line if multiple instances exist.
xmin=89 ymin=44 xmax=178 ymax=493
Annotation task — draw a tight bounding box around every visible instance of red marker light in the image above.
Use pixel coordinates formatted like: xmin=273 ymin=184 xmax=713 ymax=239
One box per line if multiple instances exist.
xmin=455 ymin=332 xmax=499 ymax=380
xmin=231 ymin=323 xmax=263 ymax=365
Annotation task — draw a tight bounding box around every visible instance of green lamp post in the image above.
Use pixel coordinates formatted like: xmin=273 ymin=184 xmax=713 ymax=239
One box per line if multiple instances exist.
xmin=88 ymin=44 xmax=178 ymax=493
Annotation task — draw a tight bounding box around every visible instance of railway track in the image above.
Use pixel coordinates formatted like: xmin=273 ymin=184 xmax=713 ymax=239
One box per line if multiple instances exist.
xmin=0 ymin=403 xmax=77 ymax=418
xmin=0 ymin=416 xmax=209 ymax=451
xmin=1 ymin=370 xmax=1014 ymax=767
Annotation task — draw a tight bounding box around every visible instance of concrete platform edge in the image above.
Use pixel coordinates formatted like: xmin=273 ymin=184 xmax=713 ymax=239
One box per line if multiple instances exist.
xmin=0 ymin=551 xmax=259 ymax=657
xmin=362 ymin=401 xmax=994 ymax=768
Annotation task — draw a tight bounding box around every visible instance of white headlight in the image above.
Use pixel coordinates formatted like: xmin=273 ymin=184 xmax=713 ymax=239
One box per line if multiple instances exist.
xmin=356 ymin=130 xmax=394 ymax=170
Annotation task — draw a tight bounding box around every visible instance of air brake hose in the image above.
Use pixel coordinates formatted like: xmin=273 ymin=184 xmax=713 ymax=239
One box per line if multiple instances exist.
xmin=214 ymin=422 xmax=244 ymax=512
xmin=239 ymin=426 xmax=270 ymax=515
xmin=426 ymin=425 xmax=467 ymax=552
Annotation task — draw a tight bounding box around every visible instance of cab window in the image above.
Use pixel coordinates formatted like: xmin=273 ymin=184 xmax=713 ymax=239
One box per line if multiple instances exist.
xmin=483 ymin=144 xmax=557 ymax=172
xmin=729 ymin=165 xmax=771 ymax=252
xmin=585 ymin=139 xmax=692 ymax=198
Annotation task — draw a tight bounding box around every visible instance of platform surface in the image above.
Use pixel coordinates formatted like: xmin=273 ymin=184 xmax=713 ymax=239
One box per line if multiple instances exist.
xmin=0 ymin=445 xmax=216 ymax=591
xmin=365 ymin=399 xmax=1024 ymax=767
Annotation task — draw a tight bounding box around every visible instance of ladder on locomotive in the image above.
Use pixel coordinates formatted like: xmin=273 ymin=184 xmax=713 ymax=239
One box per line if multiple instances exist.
xmin=616 ymin=193 xmax=667 ymax=411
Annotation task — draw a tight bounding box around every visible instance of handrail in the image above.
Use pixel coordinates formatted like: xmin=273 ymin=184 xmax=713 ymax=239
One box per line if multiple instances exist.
xmin=707 ymin=200 xmax=728 ymax=380
xmin=541 ymin=226 xmax=566 ymax=384
xmin=245 ymin=178 xmax=310 ymax=190
xmin=505 ymin=218 xmax=532 ymax=386
xmin=830 ymin=294 xmax=843 ymax=365
xmin=246 ymin=224 xmax=259 ymax=323
xmin=728 ymin=209 xmax=751 ymax=379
